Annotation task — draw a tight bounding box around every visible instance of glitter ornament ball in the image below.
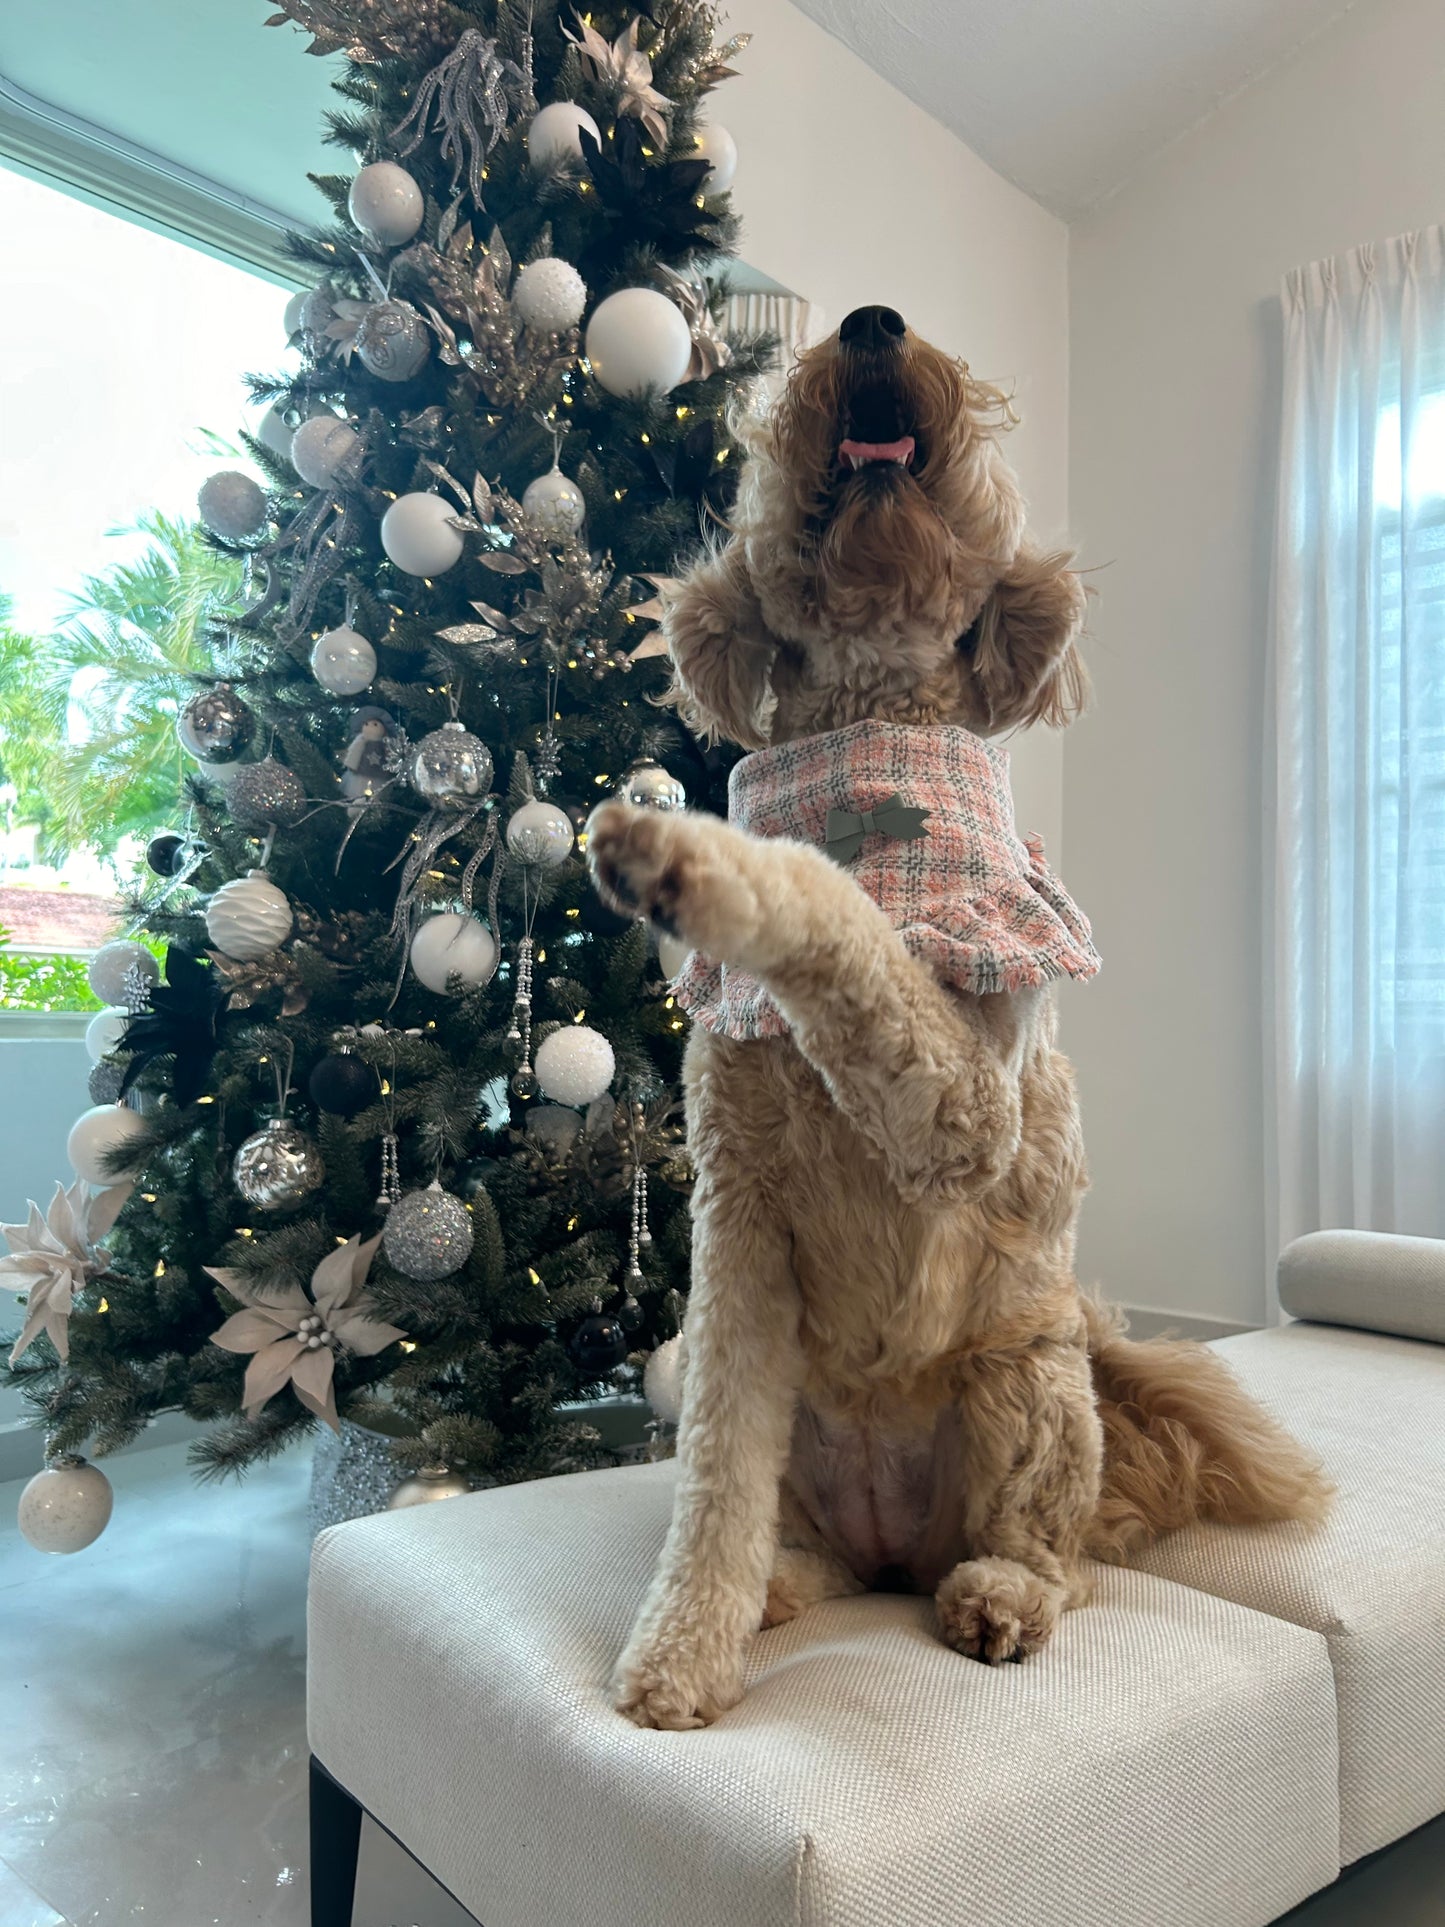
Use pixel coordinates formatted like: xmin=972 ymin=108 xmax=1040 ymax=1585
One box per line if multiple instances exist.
xmin=410 ymin=722 xmax=493 ymax=809
xmin=283 ymin=287 xmax=308 ymax=338
xmin=232 ymin=1118 xmax=326 ymax=1210
xmin=382 ymin=1181 xmax=474 ymax=1281
xmin=505 ymin=799 xmax=575 ymax=868
xmin=87 ymin=940 xmax=160 ymax=1007
xmin=657 ymin=931 xmax=692 ymax=979
xmin=258 ymin=402 xmax=297 ymax=460
xmin=197 ymin=469 xmax=267 ymax=542
xmin=511 ymin=256 xmax=587 ymax=333
xmin=84 ymin=1007 xmax=131 ymax=1064
xmin=693 ymin=122 xmax=738 ymax=192
xmin=178 ymin=683 xmax=255 ymax=764
xmin=146 ymin=831 xmax=187 ymax=877
xmin=644 ymin=1333 xmax=686 ymax=1424
xmin=521 ymin=465 xmax=586 ymax=535
xmin=67 ymin=1104 xmax=147 ymax=1185
xmin=381 ymin=492 xmax=464 ymax=576
xmin=289 ymin=415 xmax=359 ymax=489
xmin=570 ymin=1311 xmax=629 ymax=1375
xmin=88 ymin=1060 xmax=126 ymax=1107
xmin=585 ymin=288 xmax=692 ymax=399
xmin=620 ymin=759 xmax=686 ymax=811
xmin=17 ymin=1456 xmax=114 ymax=1554
xmin=527 ymin=101 xmax=600 ymax=170
xmin=355 ymin=299 xmax=430 ymax=381
xmin=311 ymin=625 xmax=377 ymax=696
xmin=386 ymin=1465 xmax=471 ymax=1509
xmin=308 ymin=1050 xmax=376 ymax=1118
xmin=348 ymin=160 xmax=425 ymax=247
xmin=409 ymin=912 xmax=498 ymax=993
xmin=535 ymin=1025 xmax=615 ymax=1107
xmin=206 ymin=870 xmax=293 ymax=961
xmin=226 ymin=758 xmax=308 ymax=831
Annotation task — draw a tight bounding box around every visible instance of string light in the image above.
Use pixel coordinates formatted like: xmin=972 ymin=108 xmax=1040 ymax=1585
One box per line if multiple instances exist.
xmin=399 ymin=1340 xmax=417 ymax=1353
xmin=154 ymin=1261 xmax=166 ymax=1278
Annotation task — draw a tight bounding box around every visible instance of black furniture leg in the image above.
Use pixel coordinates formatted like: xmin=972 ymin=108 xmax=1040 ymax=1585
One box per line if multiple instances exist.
xmin=310 ymin=1754 xmax=364 ymax=1927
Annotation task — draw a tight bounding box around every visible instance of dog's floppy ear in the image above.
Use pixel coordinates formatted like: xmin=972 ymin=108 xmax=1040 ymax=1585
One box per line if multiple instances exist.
xmin=966 ymin=548 xmax=1089 ymax=732
xmin=663 ymin=538 xmax=776 ymax=750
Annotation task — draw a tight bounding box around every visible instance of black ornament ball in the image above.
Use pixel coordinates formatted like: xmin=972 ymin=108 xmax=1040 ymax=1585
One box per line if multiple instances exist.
xmin=307 ymin=1051 xmax=376 ymax=1118
xmin=617 ymin=1293 xmax=644 ymax=1333
xmin=146 ymin=831 xmax=187 ymax=877
xmin=570 ymin=1312 xmax=629 ymax=1374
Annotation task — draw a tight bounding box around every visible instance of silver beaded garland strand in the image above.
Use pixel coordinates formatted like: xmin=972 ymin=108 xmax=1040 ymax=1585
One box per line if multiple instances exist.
xmin=621 ymin=1097 xmax=652 ymax=1324
xmin=507 ymin=934 xmax=537 ymax=1097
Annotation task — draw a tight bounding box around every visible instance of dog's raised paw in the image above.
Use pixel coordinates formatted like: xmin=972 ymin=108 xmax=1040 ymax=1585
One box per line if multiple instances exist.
xmin=585 ymin=801 xmax=763 ymax=961
xmin=935 ymin=1556 xmax=1063 ymax=1665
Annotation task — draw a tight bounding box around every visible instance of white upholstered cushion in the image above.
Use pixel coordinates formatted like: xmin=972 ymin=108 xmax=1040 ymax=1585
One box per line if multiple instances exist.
xmin=1132 ymin=1323 xmax=1445 ymax=1864
xmin=1278 ymin=1229 xmax=1445 ymax=1343
xmin=310 ymin=1459 xmax=1339 ymax=1927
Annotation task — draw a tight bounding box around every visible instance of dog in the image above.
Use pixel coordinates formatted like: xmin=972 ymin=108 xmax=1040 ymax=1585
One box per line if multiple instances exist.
xmin=586 ymin=305 xmax=1330 ymax=1732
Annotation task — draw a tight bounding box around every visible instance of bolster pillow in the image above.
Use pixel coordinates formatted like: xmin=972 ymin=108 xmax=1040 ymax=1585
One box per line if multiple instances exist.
xmin=1279 ymin=1229 xmax=1445 ymax=1344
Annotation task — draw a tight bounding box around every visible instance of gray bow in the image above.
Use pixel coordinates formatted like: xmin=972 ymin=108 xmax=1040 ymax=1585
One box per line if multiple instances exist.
xmin=823 ymin=792 xmax=931 ymax=865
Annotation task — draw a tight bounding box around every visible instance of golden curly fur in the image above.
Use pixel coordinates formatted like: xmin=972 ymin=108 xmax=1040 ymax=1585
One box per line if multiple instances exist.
xmin=586 ymin=315 xmax=1330 ymax=1730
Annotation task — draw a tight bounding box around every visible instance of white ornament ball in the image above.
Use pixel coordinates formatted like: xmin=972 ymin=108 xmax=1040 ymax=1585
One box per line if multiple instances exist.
xmin=525 ymin=1103 xmax=583 ymax=1156
xmin=206 ymin=870 xmax=293 ymax=961
xmin=409 ymin=912 xmax=498 ymax=993
xmin=506 ymin=799 xmax=575 ymax=868
xmin=512 ymin=257 xmax=588 ymax=333
xmin=657 ymin=932 xmax=693 ymax=980
xmin=87 ymin=940 xmax=160 ymax=1007
xmin=527 ymin=102 xmax=601 ymax=171
xmin=283 ymin=287 xmax=308 ymax=339
xmin=381 ymin=492 xmax=464 ymax=577
xmin=198 ymin=470 xmax=268 ymax=542
xmin=521 ymin=466 xmax=586 ymax=535
xmin=258 ymin=403 xmax=296 ymax=460
xmin=693 ymin=122 xmax=738 ymax=193
xmin=348 ymin=160 xmax=425 ymax=247
xmin=67 ymin=1104 xmax=147 ymax=1185
xmin=85 ymin=1007 xmax=131 ymax=1064
xmin=585 ymin=288 xmax=692 ymax=399
xmin=535 ymin=1024 xmax=615 ymax=1108
xmin=17 ymin=1456 xmax=114 ymax=1555
xmin=290 ymin=415 xmax=359 ymax=489
xmin=644 ymin=1333 xmax=687 ymax=1425
xmin=311 ymin=626 xmax=377 ymax=696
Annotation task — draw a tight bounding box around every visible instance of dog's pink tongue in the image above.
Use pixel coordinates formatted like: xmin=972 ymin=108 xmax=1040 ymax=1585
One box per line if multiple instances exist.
xmin=840 ymin=435 xmax=916 ymax=466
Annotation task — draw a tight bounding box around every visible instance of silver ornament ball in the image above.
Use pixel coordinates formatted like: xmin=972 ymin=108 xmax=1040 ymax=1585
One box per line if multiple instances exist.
xmin=17 ymin=1455 xmax=114 ymax=1554
xmin=355 ymin=300 xmax=430 ymax=382
xmin=386 ymin=1464 xmax=471 ymax=1509
xmin=382 ymin=1181 xmax=474 ymax=1281
xmin=206 ymin=870 xmax=293 ymax=961
xmin=410 ymin=722 xmax=493 ymax=810
xmin=505 ymin=799 xmax=575 ymax=868
xmin=87 ymin=939 xmax=159 ymax=1007
xmin=88 ymin=1059 xmax=127 ymax=1107
xmin=178 ymin=684 xmax=256 ymax=764
xmin=226 ymin=758 xmax=308 ymax=830
xmin=512 ymin=256 xmax=588 ymax=333
xmin=311 ymin=625 xmax=377 ymax=697
xmin=620 ymin=759 xmax=686 ymax=811
xmin=521 ymin=465 xmax=586 ymax=535
xmin=198 ymin=470 xmax=268 ymax=541
xmin=232 ymin=1118 xmax=326 ymax=1210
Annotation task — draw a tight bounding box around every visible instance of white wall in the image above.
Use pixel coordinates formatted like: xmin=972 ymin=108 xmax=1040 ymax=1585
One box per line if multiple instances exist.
xmin=1067 ymin=0 xmax=1445 ymax=1324
xmin=726 ymin=0 xmax=1073 ymax=854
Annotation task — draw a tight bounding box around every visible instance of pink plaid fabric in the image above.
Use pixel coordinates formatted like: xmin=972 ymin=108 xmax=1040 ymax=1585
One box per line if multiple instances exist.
xmin=674 ymin=718 xmax=1100 ymax=1040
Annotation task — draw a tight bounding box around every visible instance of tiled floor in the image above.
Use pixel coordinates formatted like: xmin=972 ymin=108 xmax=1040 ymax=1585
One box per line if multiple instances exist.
xmin=1 ymin=1442 xmax=1441 ymax=1927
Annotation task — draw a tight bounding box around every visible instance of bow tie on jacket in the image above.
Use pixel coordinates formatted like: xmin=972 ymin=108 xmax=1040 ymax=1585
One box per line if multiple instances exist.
xmin=823 ymin=792 xmax=932 ymax=866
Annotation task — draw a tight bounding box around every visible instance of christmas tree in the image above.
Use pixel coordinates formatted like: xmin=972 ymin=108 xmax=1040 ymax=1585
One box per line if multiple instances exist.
xmin=1 ymin=0 xmax=770 ymax=1506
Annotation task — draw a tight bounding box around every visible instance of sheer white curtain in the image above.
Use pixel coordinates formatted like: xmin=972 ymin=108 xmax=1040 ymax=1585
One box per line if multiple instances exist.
xmin=1268 ymin=225 xmax=1445 ymax=1278
xmin=722 ymin=291 xmax=821 ymax=393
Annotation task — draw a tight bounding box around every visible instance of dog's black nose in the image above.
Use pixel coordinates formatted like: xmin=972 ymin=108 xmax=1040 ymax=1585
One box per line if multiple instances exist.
xmin=839 ymin=306 xmax=906 ymax=352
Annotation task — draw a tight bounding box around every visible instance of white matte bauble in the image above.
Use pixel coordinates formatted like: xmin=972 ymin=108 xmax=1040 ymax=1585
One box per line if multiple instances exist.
xmin=85 ymin=1007 xmax=131 ymax=1064
xmin=258 ymin=402 xmax=296 ymax=460
xmin=527 ymin=102 xmax=600 ymax=170
xmin=692 ymin=122 xmax=737 ymax=192
xmin=17 ymin=1456 xmax=114 ymax=1554
xmin=585 ymin=288 xmax=692 ymax=398
xmin=283 ymin=287 xmax=308 ymax=338
xmin=505 ymin=799 xmax=575 ymax=868
xmin=521 ymin=466 xmax=586 ymax=535
xmin=311 ymin=626 xmax=377 ymax=696
xmin=525 ymin=1103 xmax=583 ymax=1156
xmin=67 ymin=1104 xmax=147 ymax=1186
xmin=381 ymin=492 xmax=464 ymax=576
xmin=409 ymin=912 xmax=498 ymax=992
xmin=290 ymin=415 xmax=359 ymax=489
xmin=87 ymin=940 xmax=160 ymax=1007
xmin=534 ymin=1024 xmax=615 ymax=1107
xmin=512 ymin=257 xmax=588 ymax=333
xmin=205 ymin=870 xmax=293 ymax=961
xmin=657 ymin=931 xmax=693 ymax=980
xmin=198 ymin=470 xmax=268 ymax=541
xmin=644 ymin=1332 xmax=686 ymax=1425
xmin=348 ymin=160 xmax=425 ymax=247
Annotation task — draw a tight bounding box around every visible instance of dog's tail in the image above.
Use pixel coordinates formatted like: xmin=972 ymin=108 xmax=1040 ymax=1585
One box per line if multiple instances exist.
xmin=1081 ymin=1299 xmax=1332 ymax=1562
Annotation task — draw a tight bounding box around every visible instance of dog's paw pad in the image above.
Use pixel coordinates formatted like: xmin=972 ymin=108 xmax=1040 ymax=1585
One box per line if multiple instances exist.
xmin=935 ymin=1558 xmax=1062 ymax=1665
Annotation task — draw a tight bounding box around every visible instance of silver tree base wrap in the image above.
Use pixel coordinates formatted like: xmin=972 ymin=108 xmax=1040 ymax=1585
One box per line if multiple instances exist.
xmin=308 ymin=1420 xmax=399 ymax=1536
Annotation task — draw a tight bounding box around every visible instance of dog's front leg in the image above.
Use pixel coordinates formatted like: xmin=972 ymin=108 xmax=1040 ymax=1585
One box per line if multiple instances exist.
xmin=587 ymin=803 xmax=1021 ymax=1205
xmin=614 ymin=1074 xmax=803 ymax=1729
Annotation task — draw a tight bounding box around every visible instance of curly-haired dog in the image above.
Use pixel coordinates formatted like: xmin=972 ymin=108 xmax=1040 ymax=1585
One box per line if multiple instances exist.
xmin=587 ymin=305 xmax=1330 ymax=1731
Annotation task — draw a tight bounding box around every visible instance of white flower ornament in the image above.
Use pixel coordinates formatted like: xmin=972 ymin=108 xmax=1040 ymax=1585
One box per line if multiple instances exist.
xmin=208 ymin=1233 xmax=405 ymax=1430
xmin=1 ymin=1179 xmax=129 ymax=1365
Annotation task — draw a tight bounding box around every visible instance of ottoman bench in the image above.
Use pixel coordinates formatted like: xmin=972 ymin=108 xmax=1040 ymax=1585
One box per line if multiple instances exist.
xmin=307 ymin=1230 xmax=1445 ymax=1927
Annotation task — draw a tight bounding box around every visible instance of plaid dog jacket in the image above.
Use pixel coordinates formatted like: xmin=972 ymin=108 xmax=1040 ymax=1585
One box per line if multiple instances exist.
xmin=674 ymin=718 xmax=1100 ymax=1041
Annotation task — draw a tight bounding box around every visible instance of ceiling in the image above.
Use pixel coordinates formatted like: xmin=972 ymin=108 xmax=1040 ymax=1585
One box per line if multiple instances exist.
xmin=789 ymin=0 xmax=1360 ymax=218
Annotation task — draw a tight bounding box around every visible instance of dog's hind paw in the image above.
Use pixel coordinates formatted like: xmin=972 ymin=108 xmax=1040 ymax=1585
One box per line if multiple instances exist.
xmin=585 ymin=801 xmax=765 ymax=962
xmin=935 ymin=1557 xmax=1064 ymax=1665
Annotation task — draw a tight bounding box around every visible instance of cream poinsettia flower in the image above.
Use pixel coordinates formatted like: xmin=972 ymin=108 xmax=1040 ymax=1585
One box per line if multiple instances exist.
xmin=207 ymin=1233 xmax=405 ymax=1431
xmin=1 ymin=1179 xmax=130 ymax=1365
xmin=567 ymin=16 xmax=672 ymax=147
